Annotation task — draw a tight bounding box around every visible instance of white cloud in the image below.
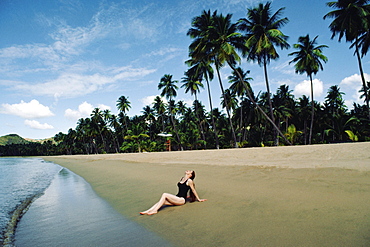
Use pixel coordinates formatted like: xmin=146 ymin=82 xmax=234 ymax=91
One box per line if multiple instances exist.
xmin=12 ymin=66 xmax=156 ymax=99
xmin=140 ymin=95 xmax=168 ymax=106
xmin=1 ymin=100 xmax=54 ymax=119
xmin=340 ymin=73 xmax=370 ymax=86
xmin=24 ymin=120 xmax=54 ymax=130
xmin=272 ymin=60 xmax=296 ymax=75
xmin=339 ymin=73 xmax=370 ymax=104
xmin=141 ymin=95 xmax=158 ymax=106
xmin=294 ymin=79 xmax=324 ymax=99
xmin=64 ymin=102 xmax=111 ymax=121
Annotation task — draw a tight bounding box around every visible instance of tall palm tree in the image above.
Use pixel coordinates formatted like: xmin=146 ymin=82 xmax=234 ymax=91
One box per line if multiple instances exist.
xmin=324 ymin=0 xmax=370 ymax=119
xmin=188 ymin=10 xmax=243 ymax=147
xmin=186 ymin=10 xmax=220 ymax=149
xmin=238 ymin=1 xmax=290 ymax=145
xmin=158 ymin=74 xmax=183 ymax=150
xmin=289 ymin=35 xmax=328 ymax=144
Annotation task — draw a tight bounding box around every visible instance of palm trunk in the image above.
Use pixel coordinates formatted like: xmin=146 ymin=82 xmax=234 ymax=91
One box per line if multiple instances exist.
xmin=228 ymin=62 xmax=292 ymax=145
xmin=355 ymin=39 xmax=370 ymax=120
xmin=263 ymin=58 xmax=278 ymax=146
xmin=194 ymin=96 xmax=207 ymax=149
xmin=309 ymin=73 xmax=315 ymax=145
xmin=215 ymin=63 xmax=238 ymax=148
xmin=169 ymin=99 xmax=183 ymax=151
xmin=205 ymin=75 xmax=220 ymax=149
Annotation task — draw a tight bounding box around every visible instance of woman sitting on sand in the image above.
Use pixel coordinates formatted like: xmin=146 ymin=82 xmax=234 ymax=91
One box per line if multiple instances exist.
xmin=140 ymin=170 xmax=206 ymax=215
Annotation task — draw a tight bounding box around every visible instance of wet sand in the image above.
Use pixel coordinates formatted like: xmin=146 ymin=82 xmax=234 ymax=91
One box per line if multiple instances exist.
xmin=43 ymin=142 xmax=370 ymax=246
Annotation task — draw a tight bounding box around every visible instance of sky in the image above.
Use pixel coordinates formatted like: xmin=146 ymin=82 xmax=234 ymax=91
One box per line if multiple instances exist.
xmin=0 ymin=0 xmax=369 ymax=139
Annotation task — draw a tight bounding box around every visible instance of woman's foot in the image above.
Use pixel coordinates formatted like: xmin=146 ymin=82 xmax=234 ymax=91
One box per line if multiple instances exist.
xmin=139 ymin=210 xmax=157 ymax=215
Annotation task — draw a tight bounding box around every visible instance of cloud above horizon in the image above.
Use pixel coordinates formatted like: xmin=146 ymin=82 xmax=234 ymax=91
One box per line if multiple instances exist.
xmin=294 ymin=79 xmax=324 ymax=99
xmin=340 ymin=73 xmax=370 ymax=104
xmin=24 ymin=120 xmax=54 ymax=130
xmin=1 ymin=100 xmax=54 ymax=119
xmin=64 ymin=101 xmax=111 ymax=121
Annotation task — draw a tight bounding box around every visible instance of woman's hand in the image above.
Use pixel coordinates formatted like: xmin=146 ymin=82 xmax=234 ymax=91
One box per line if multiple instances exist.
xmin=198 ymin=199 xmax=207 ymax=202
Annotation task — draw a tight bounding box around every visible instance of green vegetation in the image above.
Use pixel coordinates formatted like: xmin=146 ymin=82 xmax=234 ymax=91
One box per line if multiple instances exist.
xmin=1 ymin=1 xmax=369 ymax=156
xmin=0 ymin=134 xmax=29 ymax=146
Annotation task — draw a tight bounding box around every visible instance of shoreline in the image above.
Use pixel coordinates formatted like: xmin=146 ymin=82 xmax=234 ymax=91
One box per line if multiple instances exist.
xmin=42 ymin=143 xmax=370 ymax=246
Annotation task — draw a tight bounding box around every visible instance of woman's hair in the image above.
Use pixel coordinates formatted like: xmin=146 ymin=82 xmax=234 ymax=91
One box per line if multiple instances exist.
xmin=189 ymin=171 xmax=196 ymax=202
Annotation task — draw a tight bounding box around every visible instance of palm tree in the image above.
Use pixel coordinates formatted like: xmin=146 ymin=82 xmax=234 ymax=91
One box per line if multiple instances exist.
xmin=356 ymin=14 xmax=370 ymax=56
xmin=158 ymin=74 xmax=183 ymax=150
xmin=296 ymin=95 xmax=312 ymax=144
xmin=181 ymin=71 xmax=206 ymax=147
xmin=116 ymin=96 xmax=131 ymax=133
xmin=238 ymin=1 xmax=290 ymax=145
xmin=186 ymin=58 xmax=220 ymax=149
xmin=91 ymin=108 xmax=108 ymax=153
xmin=359 ymin=80 xmax=370 ymax=103
xmin=188 ymin=10 xmax=243 ymax=147
xmin=289 ymin=34 xmax=328 ymax=144
xmin=153 ymin=96 xmax=166 ymax=132
xmin=228 ymin=67 xmax=253 ymax=142
xmin=181 ymin=71 xmax=204 ymax=101
xmin=324 ymin=0 xmax=370 ymax=119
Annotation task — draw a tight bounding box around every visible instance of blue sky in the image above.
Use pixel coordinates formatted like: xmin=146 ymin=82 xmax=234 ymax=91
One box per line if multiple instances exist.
xmin=1 ymin=0 xmax=369 ymax=139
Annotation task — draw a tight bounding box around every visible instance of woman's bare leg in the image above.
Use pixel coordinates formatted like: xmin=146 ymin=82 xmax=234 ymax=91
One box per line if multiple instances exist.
xmin=140 ymin=193 xmax=185 ymax=215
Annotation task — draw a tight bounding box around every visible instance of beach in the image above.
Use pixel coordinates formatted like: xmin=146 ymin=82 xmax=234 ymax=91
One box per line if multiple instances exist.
xmin=43 ymin=142 xmax=370 ymax=246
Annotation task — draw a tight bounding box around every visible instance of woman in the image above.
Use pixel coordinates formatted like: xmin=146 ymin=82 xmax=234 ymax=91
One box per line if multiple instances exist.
xmin=140 ymin=170 xmax=206 ymax=215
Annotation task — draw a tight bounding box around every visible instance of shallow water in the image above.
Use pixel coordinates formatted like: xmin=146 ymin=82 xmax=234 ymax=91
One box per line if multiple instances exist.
xmin=14 ymin=165 xmax=170 ymax=246
xmin=0 ymin=158 xmax=60 ymax=246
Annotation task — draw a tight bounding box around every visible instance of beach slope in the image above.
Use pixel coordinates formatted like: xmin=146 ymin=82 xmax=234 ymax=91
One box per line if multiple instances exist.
xmin=43 ymin=142 xmax=370 ymax=246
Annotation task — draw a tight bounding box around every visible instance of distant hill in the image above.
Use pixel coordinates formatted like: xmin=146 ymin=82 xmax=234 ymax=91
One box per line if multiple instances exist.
xmin=0 ymin=134 xmax=30 ymax=145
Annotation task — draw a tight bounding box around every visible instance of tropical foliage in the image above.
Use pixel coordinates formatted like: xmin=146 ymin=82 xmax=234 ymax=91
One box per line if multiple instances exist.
xmin=1 ymin=1 xmax=369 ymax=156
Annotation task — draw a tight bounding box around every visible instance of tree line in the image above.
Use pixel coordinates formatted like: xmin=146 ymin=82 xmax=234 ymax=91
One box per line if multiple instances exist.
xmin=1 ymin=1 xmax=369 ymax=156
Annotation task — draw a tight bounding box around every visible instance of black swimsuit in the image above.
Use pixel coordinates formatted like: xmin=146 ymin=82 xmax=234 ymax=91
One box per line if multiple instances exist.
xmin=176 ymin=179 xmax=190 ymax=201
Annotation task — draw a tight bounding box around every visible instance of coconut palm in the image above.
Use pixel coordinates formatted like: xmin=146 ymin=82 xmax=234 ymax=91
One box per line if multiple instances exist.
xmin=289 ymin=35 xmax=328 ymax=144
xmin=116 ymin=96 xmax=131 ymax=133
xmin=153 ymin=96 xmax=166 ymax=132
xmin=324 ymin=0 xmax=370 ymax=118
xmin=188 ymin=10 xmax=244 ymax=147
xmin=238 ymin=1 xmax=290 ymax=145
xmin=181 ymin=71 xmax=204 ymax=101
xmin=186 ymin=58 xmax=220 ymax=149
xmin=90 ymin=108 xmax=108 ymax=152
xmin=228 ymin=67 xmax=253 ymax=142
xmin=181 ymin=74 xmax=207 ymax=148
xmin=158 ymin=74 xmax=183 ymax=150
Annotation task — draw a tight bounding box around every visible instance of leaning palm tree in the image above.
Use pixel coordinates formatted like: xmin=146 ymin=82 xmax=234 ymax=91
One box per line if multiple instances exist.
xmin=158 ymin=74 xmax=183 ymax=150
xmin=324 ymin=0 xmax=370 ymax=119
xmin=289 ymin=35 xmax=328 ymax=144
xmin=238 ymin=1 xmax=290 ymax=145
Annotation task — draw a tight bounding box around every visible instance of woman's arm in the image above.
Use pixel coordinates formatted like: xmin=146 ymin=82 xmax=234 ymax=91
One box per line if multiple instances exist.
xmin=188 ymin=179 xmax=207 ymax=202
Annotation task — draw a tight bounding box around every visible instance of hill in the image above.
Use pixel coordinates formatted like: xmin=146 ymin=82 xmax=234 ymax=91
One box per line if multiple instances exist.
xmin=0 ymin=134 xmax=30 ymax=145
